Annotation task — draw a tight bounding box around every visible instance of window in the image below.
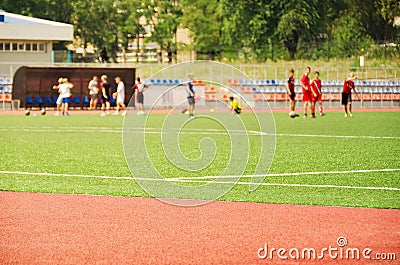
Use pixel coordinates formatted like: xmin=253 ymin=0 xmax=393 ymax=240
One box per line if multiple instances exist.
xmin=0 ymin=41 xmax=47 ymax=53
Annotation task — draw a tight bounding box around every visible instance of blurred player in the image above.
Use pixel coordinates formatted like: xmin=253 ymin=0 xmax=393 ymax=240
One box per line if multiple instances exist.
xmin=342 ymin=72 xmax=359 ymax=118
xmin=52 ymin=77 xmax=63 ymax=116
xmin=134 ymin=77 xmax=148 ymax=115
xmin=113 ymin=76 xmax=126 ymax=115
xmin=300 ymin=66 xmax=315 ymax=118
xmin=88 ymin=76 xmax=100 ymax=110
xmin=186 ymin=73 xmax=195 ymax=118
xmin=229 ymin=96 xmax=242 ymax=114
xmin=100 ymin=75 xmax=111 ymax=116
xmin=286 ymin=69 xmax=298 ymax=117
xmin=311 ymin=71 xmax=324 ymax=116
xmin=58 ymin=78 xmax=73 ymax=116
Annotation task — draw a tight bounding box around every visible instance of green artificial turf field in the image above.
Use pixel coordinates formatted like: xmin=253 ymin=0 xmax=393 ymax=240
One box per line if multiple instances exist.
xmin=0 ymin=111 xmax=399 ymax=208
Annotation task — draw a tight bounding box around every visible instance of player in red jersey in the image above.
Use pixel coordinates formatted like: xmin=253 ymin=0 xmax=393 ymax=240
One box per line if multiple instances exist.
xmin=342 ymin=72 xmax=359 ymax=118
xmin=310 ymin=71 xmax=324 ymax=116
xmin=286 ymin=68 xmax=298 ymax=117
xmin=300 ymin=66 xmax=315 ymax=118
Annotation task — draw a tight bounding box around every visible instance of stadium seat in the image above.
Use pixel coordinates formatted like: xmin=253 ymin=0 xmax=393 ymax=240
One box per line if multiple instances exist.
xmin=4 ymin=94 xmax=11 ymax=102
xmin=25 ymin=96 xmax=34 ymax=108
xmin=35 ymin=96 xmax=43 ymax=107
xmin=72 ymin=96 xmax=81 ymax=104
xmin=174 ymin=80 xmax=180 ymax=85
xmin=4 ymin=86 xmax=12 ymax=93
xmin=0 ymin=86 xmax=3 ymax=93
xmin=43 ymin=96 xmax=54 ymax=107
xmin=221 ymin=94 xmax=229 ymax=101
xmin=205 ymin=87 xmax=217 ymax=93
xmin=322 ymin=94 xmax=330 ymax=101
xmin=150 ymin=79 xmax=156 ymax=85
xmin=0 ymin=77 xmax=4 ymax=85
xmin=205 ymin=94 xmax=217 ymax=101
xmin=321 ymin=87 xmax=329 ymax=93
xmin=253 ymin=94 xmax=263 ymax=101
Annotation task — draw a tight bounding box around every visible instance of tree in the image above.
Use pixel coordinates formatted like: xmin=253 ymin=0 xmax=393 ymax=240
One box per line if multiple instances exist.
xmin=181 ymin=0 xmax=222 ymax=60
xmin=149 ymin=0 xmax=182 ymax=63
xmin=273 ymin=0 xmax=321 ymax=60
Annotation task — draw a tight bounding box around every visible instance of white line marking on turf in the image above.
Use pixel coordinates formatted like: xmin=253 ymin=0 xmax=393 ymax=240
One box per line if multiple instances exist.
xmin=0 ymin=126 xmax=399 ymax=139
xmin=170 ymin=168 xmax=400 ymax=180
xmin=0 ymin=169 xmax=399 ymax=191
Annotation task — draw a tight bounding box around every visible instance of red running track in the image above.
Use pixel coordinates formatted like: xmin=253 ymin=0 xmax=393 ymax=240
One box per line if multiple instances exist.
xmin=0 ymin=191 xmax=399 ymax=264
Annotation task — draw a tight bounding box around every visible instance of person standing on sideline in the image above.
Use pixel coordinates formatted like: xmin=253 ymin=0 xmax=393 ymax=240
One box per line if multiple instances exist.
xmin=58 ymin=78 xmax=73 ymax=116
xmin=311 ymin=71 xmax=324 ymax=116
xmin=134 ymin=77 xmax=148 ymax=115
xmin=100 ymin=75 xmax=111 ymax=116
xmin=88 ymin=76 xmax=100 ymax=110
xmin=186 ymin=74 xmax=195 ymax=118
xmin=301 ymin=66 xmax=315 ymax=118
xmin=52 ymin=77 xmax=64 ymax=116
xmin=286 ymin=69 xmax=298 ymax=117
xmin=113 ymin=76 xmax=127 ymax=115
xmin=342 ymin=72 xmax=359 ymax=118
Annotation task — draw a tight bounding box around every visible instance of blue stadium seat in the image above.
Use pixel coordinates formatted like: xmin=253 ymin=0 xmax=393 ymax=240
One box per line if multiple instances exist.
xmin=35 ymin=96 xmax=43 ymax=105
xmin=44 ymin=96 xmax=54 ymax=104
xmin=150 ymin=79 xmax=156 ymax=85
xmin=109 ymin=96 xmax=116 ymax=106
xmin=162 ymin=79 xmax=168 ymax=85
xmin=72 ymin=96 xmax=81 ymax=104
xmin=82 ymin=96 xmax=90 ymax=104
xmin=271 ymin=80 xmax=277 ymax=86
xmin=174 ymin=80 xmax=180 ymax=85
xmin=26 ymin=96 xmax=34 ymax=105
xmin=0 ymin=86 xmax=3 ymax=93
xmin=252 ymin=87 xmax=259 ymax=93
xmin=156 ymin=79 xmax=162 ymax=85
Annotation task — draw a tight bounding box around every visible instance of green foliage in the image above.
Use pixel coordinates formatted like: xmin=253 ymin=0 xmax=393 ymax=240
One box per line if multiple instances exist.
xmin=1 ymin=0 xmax=399 ymax=62
xmin=181 ymin=0 xmax=221 ymax=60
xmin=330 ymin=12 xmax=375 ymax=58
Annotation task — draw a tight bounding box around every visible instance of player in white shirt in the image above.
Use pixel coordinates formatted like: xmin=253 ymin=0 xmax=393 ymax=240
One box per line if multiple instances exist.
xmin=88 ymin=76 xmax=100 ymax=110
xmin=113 ymin=76 xmax=127 ymax=115
xmin=58 ymin=78 xmax=74 ymax=116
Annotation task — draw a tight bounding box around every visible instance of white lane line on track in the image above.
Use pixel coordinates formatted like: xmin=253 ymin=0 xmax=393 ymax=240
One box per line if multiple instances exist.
xmin=0 ymin=169 xmax=399 ymax=191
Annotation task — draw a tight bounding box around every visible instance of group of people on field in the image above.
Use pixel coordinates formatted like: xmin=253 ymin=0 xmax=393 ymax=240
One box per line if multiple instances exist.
xmin=52 ymin=75 xmax=148 ymax=116
xmin=287 ymin=67 xmax=359 ymax=118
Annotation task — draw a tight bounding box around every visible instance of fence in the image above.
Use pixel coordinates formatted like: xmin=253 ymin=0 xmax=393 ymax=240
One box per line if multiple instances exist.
xmin=1 ymin=62 xmax=399 ymax=110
